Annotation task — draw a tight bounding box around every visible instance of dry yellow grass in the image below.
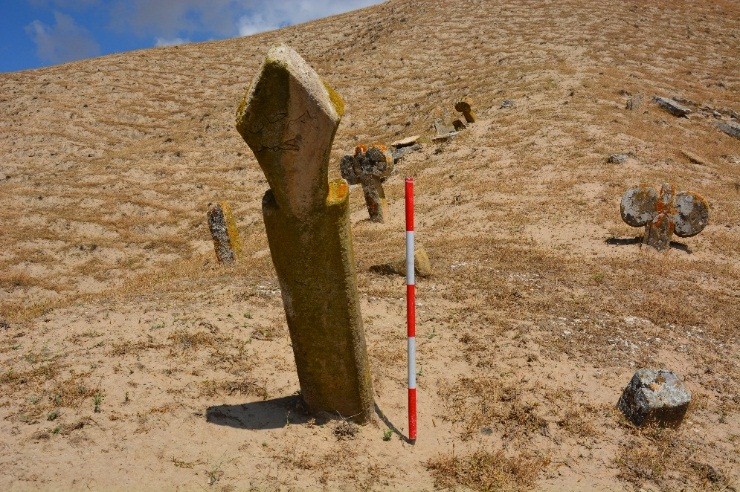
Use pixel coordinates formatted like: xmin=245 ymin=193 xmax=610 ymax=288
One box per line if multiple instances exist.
xmin=0 ymin=0 xmax=738 ymax=490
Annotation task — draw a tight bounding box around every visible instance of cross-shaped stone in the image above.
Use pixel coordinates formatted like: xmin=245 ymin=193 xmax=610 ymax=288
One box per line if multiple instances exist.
xmin=620 ymin=183 xmax=709 ymax=250
xmin=340 ymin=144 xmax=394 ymax=222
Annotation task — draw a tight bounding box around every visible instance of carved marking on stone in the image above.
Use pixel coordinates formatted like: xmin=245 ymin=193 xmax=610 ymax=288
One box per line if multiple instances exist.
xmin=454 ymin=97 xmax=476 ymax=123
xmin=339 ymin=144 xmax=394 ymax=222
xmin=236 ymin=45 xmax=373 ymax=423
xmin=207 ymin=201 xmax=242 ymax=264
xmin=620 ymin=183 xmax=709 ymax=251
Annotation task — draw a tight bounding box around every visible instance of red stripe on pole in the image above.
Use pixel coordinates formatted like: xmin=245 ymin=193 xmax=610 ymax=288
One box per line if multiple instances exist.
xmin=406 ymin=177 xmax=416 ymax=443
xmin=408 ymin=388 xmax=417 ymax=441
xmin=405 ymin=178 xmax=414 ymax=231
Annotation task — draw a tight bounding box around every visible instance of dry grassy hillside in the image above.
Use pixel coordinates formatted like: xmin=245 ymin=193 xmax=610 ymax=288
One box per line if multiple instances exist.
xmin=1 ymin=0 xmax=738 ymax=490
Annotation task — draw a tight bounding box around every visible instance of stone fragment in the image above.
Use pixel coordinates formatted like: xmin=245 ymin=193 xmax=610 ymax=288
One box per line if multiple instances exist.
xmin=391 ymin=143 xmax=421 ymax=163
xmin=454 ymin=97 xmax=476 ymax=123
xmin=391 ymin=135 xmax=420 ymax=148
xmin=500 ymin=99 xmax=514 ymax=109
xmin=626 ymin=93 xmax=643 ymax=110
xmin=608 ymin=153 xmax=632 ymax=164
xmin=207 ymin=201 xmax=243 ymax=264
xmin=715 ymin=120 xmax=740 ymax=140
xmin=370 ymin=244 xmax=432 ymax=278
xmin=340 ymin=144 xmax=394 ymax=222
xmin=434 ymin=119 xmax=456 ymax=137
xmin=654 ymin=97 xmax=691 ymax=117
xmin=617 ymin=369 xmax=691 ymax=427
xmin=236 ymin=45 xmax=373 ymax=423
xmin=452 ymin=119 xmax=467 ymax=131
xmin=620 ymin=183 xmax=709 ymax=250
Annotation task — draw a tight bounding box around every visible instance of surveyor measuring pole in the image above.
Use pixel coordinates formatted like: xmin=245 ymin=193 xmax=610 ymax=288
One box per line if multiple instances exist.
xmin=405 ymin=177 xmax=417 ymax=442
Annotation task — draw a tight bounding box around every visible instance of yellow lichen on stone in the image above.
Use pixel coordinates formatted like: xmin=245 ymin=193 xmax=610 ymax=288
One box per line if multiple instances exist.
xmin=326 ymin=178 xmax=349 ymax=206
xmin=323 ymin=80 xmax=345 ymax=117
xmin=221 ymin=201 xmax=243 ymax=259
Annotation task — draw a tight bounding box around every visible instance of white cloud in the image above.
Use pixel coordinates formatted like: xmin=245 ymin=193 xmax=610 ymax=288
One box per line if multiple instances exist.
xmin=155 ymin=37 xmax=190 ymax=47
xmin=25 ymin=11 xmax=101 ymax=64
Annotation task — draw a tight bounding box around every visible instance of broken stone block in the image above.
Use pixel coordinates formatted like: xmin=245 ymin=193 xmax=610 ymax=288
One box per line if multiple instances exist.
xmin=654 ymin=97 xmax=691 ymax=117
xmin=340 ymin=144 xmax=394 ymax=222
xmin=391 ymin=143 xmax=421 ymax=163
xmin=715 ymin=120 xmax=740 ymax=140
xmin=207 ymin=201 xmax=242 ymax=264
xmin=608 ymin=153 xmax=632 ymax=164
xmin=454 ymin=97 xmax=476 ymax=123
xmin=434 ymin=119 xmax=456 ymax=137
xmin=617 ymin=369 xmax=691 ymax=427
xmin=370 ymin=244 xmax=432 ymax=277
xmin=620 ymin=183 xmax=709 ymax=251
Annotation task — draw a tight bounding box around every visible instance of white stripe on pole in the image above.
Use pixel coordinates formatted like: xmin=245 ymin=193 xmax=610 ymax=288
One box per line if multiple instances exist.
xmin=408 ymin=337 xmax=416 ymax=388
xmin=406 ymin=231 xmax=415 ymax=285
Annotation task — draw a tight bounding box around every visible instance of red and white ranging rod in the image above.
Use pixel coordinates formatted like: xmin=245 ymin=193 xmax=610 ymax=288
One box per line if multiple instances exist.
xmin=405 ymin=177 xmax=417 ymax=443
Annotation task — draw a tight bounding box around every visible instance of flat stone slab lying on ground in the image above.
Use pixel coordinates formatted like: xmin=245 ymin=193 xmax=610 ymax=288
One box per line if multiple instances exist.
xmin=715 ymin=120 xmax=740 ymax=139
xmin=391 ymin=135 xmax=420 ymax=148
xmin=654 ymin=97 xmax=691 ymax=117
xmin=617 ymin=369 xmax=691 ymax=427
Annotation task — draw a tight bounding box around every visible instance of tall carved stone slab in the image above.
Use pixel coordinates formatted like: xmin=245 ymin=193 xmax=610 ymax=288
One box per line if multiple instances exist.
xmin=207 ymin=201 xmax=242 ymax=264
xmin=236 ymin=46 xmax=373 ymax=422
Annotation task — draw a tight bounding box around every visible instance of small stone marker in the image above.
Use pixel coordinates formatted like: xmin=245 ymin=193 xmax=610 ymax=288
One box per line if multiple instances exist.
xmin=654 ymin=97 xmax=691 ymax=117
xmin=625 ymin=93 xmax=643 ymax=111
xmin=620 ymin=183 xmax=709 ymax=251
xmin=617 ymin=369 xmax=691 ymax=427
xmin=370 ymin=243 xmax=432 ymax=278
xmin=454 ymin=97 xmax=476 ymax=123
xmin=340 ymin=144 xmax=394 ymax=222
xmin=715 ymin=120 xmax=740 ymax=140
xmin=207 ymin=201 xmax=242 ymax=264
xmin=236 ymin=45 xmax=374 ymax=423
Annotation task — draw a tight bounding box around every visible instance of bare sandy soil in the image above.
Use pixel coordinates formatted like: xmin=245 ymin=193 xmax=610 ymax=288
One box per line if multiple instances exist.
xmin=1 ymin=0 xmax=738 ymax=490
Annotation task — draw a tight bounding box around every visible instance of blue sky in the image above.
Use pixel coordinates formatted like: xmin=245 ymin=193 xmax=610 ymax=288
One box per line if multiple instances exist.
xmin=0 ymin=0 xmax=382 ymax=73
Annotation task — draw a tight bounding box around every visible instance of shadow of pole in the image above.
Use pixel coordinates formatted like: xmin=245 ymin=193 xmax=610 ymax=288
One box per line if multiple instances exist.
xmin=374 ymin=403 xmax=414 ymax=445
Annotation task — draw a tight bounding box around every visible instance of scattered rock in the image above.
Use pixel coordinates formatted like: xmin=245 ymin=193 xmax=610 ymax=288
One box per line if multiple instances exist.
xmin=680 ymin=150 xmax=711 ymax=166
xmin=625 ymin=93 xmax=643 ymax=110
xmin=454 ymin=97 xmax=476 ymax=123
xmin=654 ymin=97 xmax=691 ymax=117
xmin=715 ymin=120 xmax=740 ymax=140
xmin=500 ymin=99 xmax=514 ymax=109
xmin=617 ymin=369 xmax=691 ymax=427
xmin=370 ymin=244 xmax=432 ymax=277
xmin=434 ymin=119 xmax=456 ymax=137
xmin=608 ymin=153 xmax=633 ymax=164
xmin=391 ymin=143 xmax=421 ymax=163
xmin=452 ymin=119 xmax=467 ymax=131
xmin=391 ymin=135 xmax=420 ymax=148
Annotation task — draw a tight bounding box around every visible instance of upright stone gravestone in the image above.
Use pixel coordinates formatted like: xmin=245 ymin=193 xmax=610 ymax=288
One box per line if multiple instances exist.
xmin=235 ymin=46 xmax=374 ymax=423
xmin=340 ymin=144 xmax=394 ymax=222
xmin=620 ymin=183 xmax=709 ymax=251
xmin=207 ymin=201 xmax=243 ymax=264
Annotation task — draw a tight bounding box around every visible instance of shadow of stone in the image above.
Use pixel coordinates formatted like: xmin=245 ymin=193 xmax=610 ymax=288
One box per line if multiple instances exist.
xmin=605 ymin=237 xmax=691 ymax=253
xmin=205 ymin=395 xmax=311 ymax=430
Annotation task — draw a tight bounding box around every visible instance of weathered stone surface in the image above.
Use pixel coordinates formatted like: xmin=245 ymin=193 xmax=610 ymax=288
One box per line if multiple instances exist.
xmin=340 ymin=144 xmax=394 ymax=222
xmin=620 ymin=183 xmax=708 ymax=250
xmin=236 ymin=45 xmax=373 ymax=423
xmin=370 ymin=244 xmax=432 ymax=278
xmin=207 ymin=201 xmax=242 ymax=264
xmin=454 ymin=97 xmax=476 ymax=123
xmin=715 ymin=120 xmax=740 ymax=140
xmin=236 ymin=45 xmax=344 ymax=221
xmin=617 ymin=369 xmax=691 ymax=427
xmin=654 ymin=97 xmax=691 ymax=117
